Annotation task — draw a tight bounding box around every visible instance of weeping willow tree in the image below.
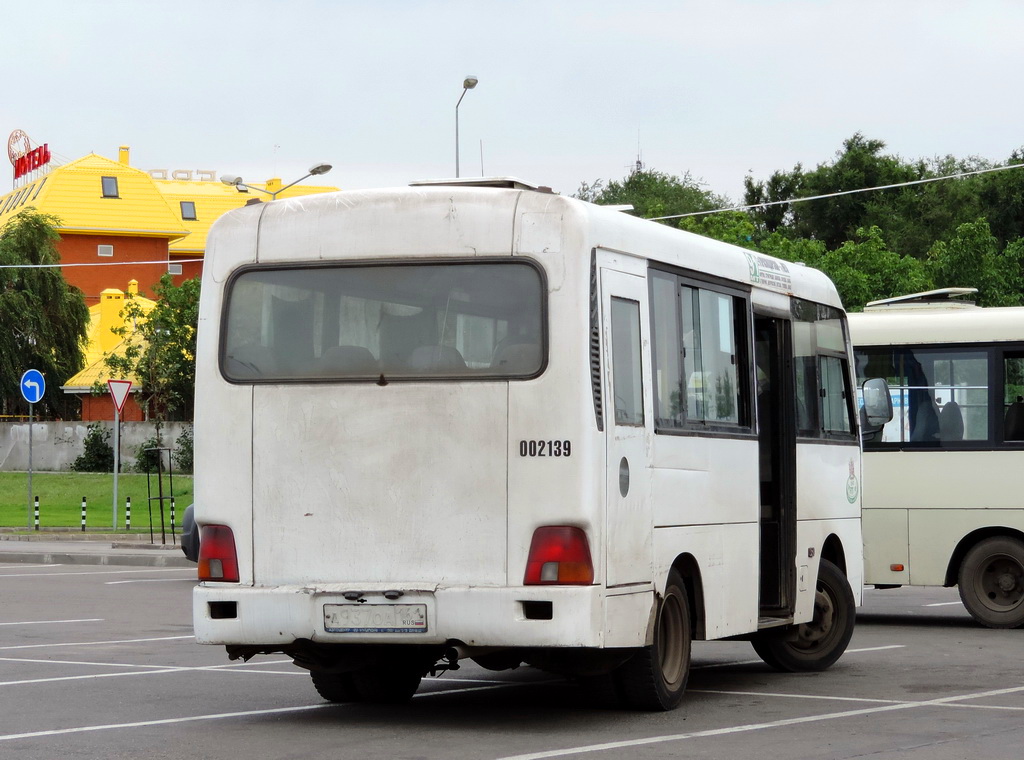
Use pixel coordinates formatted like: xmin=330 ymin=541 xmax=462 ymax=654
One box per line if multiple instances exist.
xmin=0 ymin=208 xmax=89 ymax=417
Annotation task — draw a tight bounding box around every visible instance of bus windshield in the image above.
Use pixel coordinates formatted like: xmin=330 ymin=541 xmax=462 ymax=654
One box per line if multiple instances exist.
xmin=221 ymin=260 xmax=545 ymax=382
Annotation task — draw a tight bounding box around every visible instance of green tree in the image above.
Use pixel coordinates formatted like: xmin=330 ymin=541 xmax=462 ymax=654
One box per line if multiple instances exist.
xmin=102 ymin=274 xmax=200 ymax=421
xmin=927 ymin=219 xmax=1022 ymax=307
xmin=0 ymin=209 xmax=89 ymax=418
xmin=576 ymin=163 xmax=728 ymax=223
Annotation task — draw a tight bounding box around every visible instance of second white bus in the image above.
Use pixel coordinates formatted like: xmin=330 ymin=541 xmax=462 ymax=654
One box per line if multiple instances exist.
xmin=851 ymin=289 xmax=1024 ymax=628
xmin=192 ymin=178 xmax=890 ymax=710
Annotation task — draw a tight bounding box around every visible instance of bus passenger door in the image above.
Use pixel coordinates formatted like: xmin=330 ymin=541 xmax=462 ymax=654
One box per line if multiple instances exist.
xmin=754 ymin=315 xmax=797 ymax=617
xmin=601 ymin=267 xmax=653 ymax=588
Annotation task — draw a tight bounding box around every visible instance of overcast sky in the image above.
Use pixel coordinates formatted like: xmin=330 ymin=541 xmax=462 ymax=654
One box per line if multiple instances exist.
xmin=3 ymin=1 xmax=1022 ymax=202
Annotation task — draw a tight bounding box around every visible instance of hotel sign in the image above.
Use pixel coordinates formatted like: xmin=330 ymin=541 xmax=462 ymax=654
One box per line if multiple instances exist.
xmin=8 ymin=129 xmax=51 ymax=181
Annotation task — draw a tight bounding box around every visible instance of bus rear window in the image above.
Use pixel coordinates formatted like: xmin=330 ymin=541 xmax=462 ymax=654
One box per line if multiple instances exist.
xmin=221 ymin=261 xmax=545 ymax=382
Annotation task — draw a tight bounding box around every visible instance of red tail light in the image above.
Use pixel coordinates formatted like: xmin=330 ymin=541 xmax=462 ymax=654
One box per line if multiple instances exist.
xmin=524 ymin=526 xmax=594 ymax=585
xmin=198 ymin=525 xmax=239 ymax=582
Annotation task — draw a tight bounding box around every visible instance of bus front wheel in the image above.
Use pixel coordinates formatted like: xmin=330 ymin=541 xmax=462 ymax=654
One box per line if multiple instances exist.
xmin=958 ymin=537 xmax=1024 ymax=629
xmin=616 ymin=569 xmax=692 ymax=711
xmin=752 ymin=559 xmax=855 ymax=672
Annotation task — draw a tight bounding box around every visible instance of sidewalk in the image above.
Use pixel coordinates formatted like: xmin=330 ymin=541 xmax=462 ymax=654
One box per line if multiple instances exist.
xmin=0 ymin=530 xmax=195 ymax=568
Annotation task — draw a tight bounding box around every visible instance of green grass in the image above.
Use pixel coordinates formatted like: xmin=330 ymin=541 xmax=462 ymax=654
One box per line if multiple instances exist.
xmin=0 ymin=472 xmax=193 ymax=530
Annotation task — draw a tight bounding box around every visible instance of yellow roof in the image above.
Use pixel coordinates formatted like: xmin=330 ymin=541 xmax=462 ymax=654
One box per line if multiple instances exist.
xmin=0 ymin=154 xmax=190 ymax=240
xmin=61 ymin=282 xmax=156 ymax=392
xmin=153 ymin=178 xmax=338 ymax=255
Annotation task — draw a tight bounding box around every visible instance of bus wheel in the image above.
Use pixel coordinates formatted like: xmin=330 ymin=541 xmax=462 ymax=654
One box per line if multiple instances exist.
xmin=958 ymin=537 xmax=1024 ymax=629
xmin=349 ymin=663 xmax=423 ymax=704
xmin=616 ymin=569 xmax=692 ymax=711
xmin=310 ymin=670 xmax=359 ymax=703
xmin=752 ymin=559 xmax=855 ymax=672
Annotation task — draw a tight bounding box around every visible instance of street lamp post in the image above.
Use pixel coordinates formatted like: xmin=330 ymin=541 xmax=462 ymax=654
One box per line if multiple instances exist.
xmin=455 ymin=75 xmax=478 ymax=178
xmin=220 ymin=162 xmax=333 ymax=199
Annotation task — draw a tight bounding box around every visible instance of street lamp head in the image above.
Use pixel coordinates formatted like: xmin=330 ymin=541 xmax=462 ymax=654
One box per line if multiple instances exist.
xmin=308 ymin=162 xmax=332 ymax=176
xmin=463 ymin=75 xmax=479 ymax=90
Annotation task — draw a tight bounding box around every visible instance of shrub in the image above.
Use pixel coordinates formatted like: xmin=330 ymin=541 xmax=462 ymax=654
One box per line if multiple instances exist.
xmin=70 ymin=423 xmax=114 ymax=472
xmin=173 ymin=425 xmax=193 ymax=473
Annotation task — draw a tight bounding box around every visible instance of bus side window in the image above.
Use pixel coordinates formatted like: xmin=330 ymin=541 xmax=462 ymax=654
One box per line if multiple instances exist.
xmin=1003 ymin=353 xmax=1024 ymax=441
xmin=611 ymin=297 xmax=644 ymax=426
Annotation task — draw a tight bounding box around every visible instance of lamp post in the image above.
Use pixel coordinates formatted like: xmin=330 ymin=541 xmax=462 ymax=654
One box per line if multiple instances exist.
xmin=220 ymin=162 xmax=333 ymax=199
xmin=455 ymin=75 xmax=478 ymax=178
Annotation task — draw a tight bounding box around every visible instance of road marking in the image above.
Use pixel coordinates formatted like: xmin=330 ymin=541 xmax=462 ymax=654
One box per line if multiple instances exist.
xmin=105 ymin=578 xmax=195 ymax=585
xmin=690 ymin=688 xmax=903 ymax=705
xmin=0 ymin=619 xmax=103 ymax=627
xmin=0 ymin=568 xmax=188 ymax=578
xmin=924 ymin=602 xmax=963 ymax=607
xmin=0 ymin=634 xmax=193 ymax=651
xmin=493 ymin=685 xmax=1024 ymax=760
xmin=692 ymin=644 xmax=904 ymax=671
xmin=0 ymin=680 xmax=536 ymax=742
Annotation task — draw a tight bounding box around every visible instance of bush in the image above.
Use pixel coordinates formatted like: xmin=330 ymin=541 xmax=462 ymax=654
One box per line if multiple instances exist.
xmin=70 ymin=423 xmax=114 ymax=472
xmin=132 ymin=424 xmax=165 ymax=474
xmin=173 ymin=425 xmax=193 ymax=473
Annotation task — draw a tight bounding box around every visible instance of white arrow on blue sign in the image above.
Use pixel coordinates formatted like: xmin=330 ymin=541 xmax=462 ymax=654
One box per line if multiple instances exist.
xmin=20 ymin=369 xmax=45 ymax=405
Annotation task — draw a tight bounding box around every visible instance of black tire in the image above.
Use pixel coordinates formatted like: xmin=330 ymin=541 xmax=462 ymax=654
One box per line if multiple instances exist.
xmin=957 ymin=537 xmax=1024 ymax=629
xmin=310 ymin=670 xmax=359 ymax=703
xmin=752 ymin=559 xmax=855 ymax=672
xmin=348 ymin=663 xmax=423 ymax=704
xmin=615 ymin=569 xmax=692 ymax=711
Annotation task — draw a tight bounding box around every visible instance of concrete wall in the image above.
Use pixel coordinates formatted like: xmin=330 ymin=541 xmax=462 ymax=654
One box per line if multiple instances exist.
xmin=0 ymin=421 xmax=191 ymax=473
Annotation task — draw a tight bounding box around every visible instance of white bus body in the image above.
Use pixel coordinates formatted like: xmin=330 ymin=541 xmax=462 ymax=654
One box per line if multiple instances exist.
xmin=193 ymin=179 xmax=869 ymax=709
xmin=850 ymin=292 xmax=1024 ymax=628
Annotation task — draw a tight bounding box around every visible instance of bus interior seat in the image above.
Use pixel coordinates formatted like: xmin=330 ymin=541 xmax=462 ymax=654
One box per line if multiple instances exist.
xmin=407 ymin=345 xmax=467 ymax=372
xmin=938 ymin=400 xmax=964 ymax=442
xmin=224 ymin=343 xmax=276 ymax=378
xmin=320 ymin=345 xmax=377 ymax=374
xmin=491 ymin=342 xmax=541 ymax=373
xmin=1004 ymin=398 xmax=1024 ymax=440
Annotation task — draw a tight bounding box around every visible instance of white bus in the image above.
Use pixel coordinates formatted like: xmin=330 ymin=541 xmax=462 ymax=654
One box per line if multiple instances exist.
xmin=850 ymin=289 xmax=1024 ymax=628
xmin=192 ymin=178 xmax=890 ymax=710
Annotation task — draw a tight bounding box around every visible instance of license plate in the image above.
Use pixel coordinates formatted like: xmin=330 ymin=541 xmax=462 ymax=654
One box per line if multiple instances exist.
xmin=323 ymin=603 xmax=428 ymax=633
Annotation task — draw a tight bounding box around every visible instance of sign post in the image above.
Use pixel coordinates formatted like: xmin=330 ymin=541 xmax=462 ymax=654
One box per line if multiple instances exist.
xmin=20 ymin=369 xmax=45 ymax=528
xmin=108 ymin=380 xmax=132 ymax=530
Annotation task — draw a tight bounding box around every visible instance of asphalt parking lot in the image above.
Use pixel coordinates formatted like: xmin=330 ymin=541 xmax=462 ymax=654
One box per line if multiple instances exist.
xmin=0 ymin=558 xmax=1020 ymax=760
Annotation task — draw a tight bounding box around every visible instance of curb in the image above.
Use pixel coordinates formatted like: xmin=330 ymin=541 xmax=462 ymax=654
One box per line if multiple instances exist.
xmin=0 ymin=550 xmax=196 ymax=568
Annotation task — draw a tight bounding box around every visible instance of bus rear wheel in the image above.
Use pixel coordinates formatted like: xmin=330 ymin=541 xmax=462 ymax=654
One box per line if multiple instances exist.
xmin=616 ymin=569 xmax=692 ymax=711
xmin=310 ymin=670 xmax=359 ymax=703
xmin=752 ymin=559 xmax=855 ymax=672
xmin=958 ymin=537 xmax=1024 ymax=629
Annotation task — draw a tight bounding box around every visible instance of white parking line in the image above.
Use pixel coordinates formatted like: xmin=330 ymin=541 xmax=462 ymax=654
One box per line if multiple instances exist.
xmin=0 ymin=568 xmax=189 ymax=578
xmin=0 ymin=635 xmax=193 ymax=651
xmin=692 ymin=644 xmax=904 ymax=671
xmin=493 ymin=685 xmax=1024 ymax=760
xmin=104 ymin=578 xmax=195 ymax=585
xmin=924 ymin=602 xmax=963 ymax=607
xmin=0 ymin=619 xmax=103 ymax=627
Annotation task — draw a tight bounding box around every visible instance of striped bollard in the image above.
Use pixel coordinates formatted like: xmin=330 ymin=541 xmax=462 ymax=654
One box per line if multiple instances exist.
xmin=170 ymin=498 xmax=176 ymax=534
xmin=125 ymin=496 xmax=132 ymax=531
xmin=81 ymin=496 xmax=87 ymax=532
xmin=34 ymin=496 xmax=39 ymax=531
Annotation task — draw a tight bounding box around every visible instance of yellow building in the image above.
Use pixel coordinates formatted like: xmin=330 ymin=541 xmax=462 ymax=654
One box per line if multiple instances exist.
xmin=1 ymin=140 xmax=338 ymax=303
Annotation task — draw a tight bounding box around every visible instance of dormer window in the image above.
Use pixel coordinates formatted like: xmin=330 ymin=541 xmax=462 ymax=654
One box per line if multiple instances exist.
xmin=101 ymin=176 xmax=119 ymax=198
xmin=180 ymin=201 xmax=197 ymax=220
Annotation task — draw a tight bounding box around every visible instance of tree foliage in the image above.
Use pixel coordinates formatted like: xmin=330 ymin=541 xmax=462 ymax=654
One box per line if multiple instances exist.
xmin=102 ymin=274 xmax=200 ymax=421
xmin=576 ymin=163 xmax=728 ymax=222
xmin=0 ymin=209 xmax=89 ymax=417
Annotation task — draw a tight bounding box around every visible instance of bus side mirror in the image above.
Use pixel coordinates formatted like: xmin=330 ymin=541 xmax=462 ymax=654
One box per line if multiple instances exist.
xmin=860 ymin=377 xmax=893 ymax=438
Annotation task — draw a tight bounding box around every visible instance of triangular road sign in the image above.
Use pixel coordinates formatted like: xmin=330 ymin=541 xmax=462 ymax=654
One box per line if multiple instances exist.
xmin=108 ymin=379 xmax=133 ymax=415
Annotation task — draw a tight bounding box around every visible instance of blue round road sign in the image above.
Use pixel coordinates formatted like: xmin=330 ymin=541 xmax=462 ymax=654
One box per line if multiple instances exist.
xmin=20 ymin=369 xmax=45 ymax=404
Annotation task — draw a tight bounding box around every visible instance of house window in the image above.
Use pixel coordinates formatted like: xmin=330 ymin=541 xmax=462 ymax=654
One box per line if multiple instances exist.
xmin=101 ymin=176 xmax=119 ymax=198
xmin=98 ymin=245 xmax=114 ymax=257
xmin=168 ymin=263 xmax=183 ymax=275
xmin=180 ymin=201 xmax=197 ymax=221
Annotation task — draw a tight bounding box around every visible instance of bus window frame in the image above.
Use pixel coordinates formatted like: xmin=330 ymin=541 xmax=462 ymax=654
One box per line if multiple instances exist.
xmin=218 ymin=256 xmax=549 ymax=385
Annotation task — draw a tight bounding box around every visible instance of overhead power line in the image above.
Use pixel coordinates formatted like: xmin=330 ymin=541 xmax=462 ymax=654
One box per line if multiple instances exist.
xmin=647 ymin=161 xmax=1024 ymax=221
xmin=0 ymin=258 xmax=203 ymax=270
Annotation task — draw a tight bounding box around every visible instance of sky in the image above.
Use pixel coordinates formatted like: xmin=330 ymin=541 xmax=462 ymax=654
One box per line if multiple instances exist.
xmin=3 ymin=0 xmax=1023 ymax=203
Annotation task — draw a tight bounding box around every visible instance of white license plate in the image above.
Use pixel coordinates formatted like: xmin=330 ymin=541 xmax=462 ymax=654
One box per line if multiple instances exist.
xmin=323 ymin=603 xmax=428 ymax=633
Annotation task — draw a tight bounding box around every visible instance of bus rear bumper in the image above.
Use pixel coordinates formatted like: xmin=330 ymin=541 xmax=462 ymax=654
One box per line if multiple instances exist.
xmin=193 ymin=582 xmax=654 ymax=650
